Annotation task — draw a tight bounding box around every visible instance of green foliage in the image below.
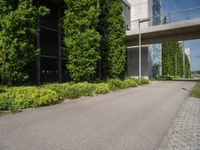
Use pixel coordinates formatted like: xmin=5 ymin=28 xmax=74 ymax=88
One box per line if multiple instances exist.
xmin=106 ymin=0 xmax=126 ymax=78
xmin=154 ymin=76 xmax=172 ymax=81
xmin=43 ymin=83 xmax=70 ymax=100
xmin=107 ymin=79 xmax=124 ymax=91
xmin=99 ymin=0 xmax=126 ymax=78
xmin=0 ymin=86 xmax=58 ymax=112
xmin=162 ymin=42 xmax=183 ymax=77
xmin=0 ymin=78 xmax=149 ymax=113
xmin=69 ymin=82 xmax=96 ymax=97
xmin=107 ymin=78 xmax=147 ymax=91
xmin=139 ymin=78 xmax=149 ymax=85
xmin=190 ymin=82 xmax=200 ymax=98
xmin=94 ymin=83 xmax=110 ymax=94
xmin=0 ymin=85 xmax=6 ymax=93
xmin=126 ymin=77 xmax=149 ymax=85
xmin=124 ymin=78 xmax=138 ymax=87
xmin=0 ymin=0 xmax=49 ymax=85
xmin=106 ymin=78 xmax=133 ymax=90
xmin=63 ymin=0 xmax=101 ymax=81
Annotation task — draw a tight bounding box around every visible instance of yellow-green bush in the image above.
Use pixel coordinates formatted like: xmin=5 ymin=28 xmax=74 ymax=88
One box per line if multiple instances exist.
xmin=42 ymin=83 xmax=70 ymax=99
xmin=107 ymin=78 xmax=139 ymax=90
xmin=107 ymin=79 xmax=125 ymax=91
xmin=128 ymin=77 xmax=149 ymax=85
xmin=0 ymin=78 xmax=149 ymax=113
xmin=94 ymin=83 xmax=110 ymax=94
xmin=73 ymin=82 xmax=96 ymax=96
xmin=0 ymin=86 xmax=58 ymax=112
xmin=124 ymin=78 xmax=138 ymax=87
xmin=0 ymin=86 xmax=6 ymax=93
xmin=43 ymin=82 xmax=96 ymax=99
xmin=139 ymin=78 xmax=149 ymax=85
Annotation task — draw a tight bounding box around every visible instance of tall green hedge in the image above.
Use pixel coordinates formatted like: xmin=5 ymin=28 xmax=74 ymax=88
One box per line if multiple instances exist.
xmin=162 ymin=42 xmax=183 ymax=77
xmin=0 ymin=0 xmax=49 ymax=85
xmin=99 ymin=0 xmax=126 ymax=78
xmin=0 ymin=0 xmax=126 ymax=84
xmin=63 ymin=0 xmax=101 ymax=82
xmin=185 ymin=54 xmax=191 ymax=78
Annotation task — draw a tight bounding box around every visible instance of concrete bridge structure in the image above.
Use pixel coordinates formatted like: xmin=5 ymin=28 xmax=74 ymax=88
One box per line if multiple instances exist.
xmin=125 ymin=18 xmax=200 ymax=47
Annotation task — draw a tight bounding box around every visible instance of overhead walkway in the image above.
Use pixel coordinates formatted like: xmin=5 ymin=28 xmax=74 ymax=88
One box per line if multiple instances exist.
xmin=126 ymin=7 xmax=200 ymax=47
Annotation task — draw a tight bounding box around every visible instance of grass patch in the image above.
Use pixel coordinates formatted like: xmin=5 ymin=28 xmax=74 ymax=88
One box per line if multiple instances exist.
xmin=190 ymin=82 xmax=200 ymax=98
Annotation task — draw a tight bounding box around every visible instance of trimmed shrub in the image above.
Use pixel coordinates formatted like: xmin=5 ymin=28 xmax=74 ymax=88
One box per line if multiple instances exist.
xmin=33 ymin=88 xmax=59 ymax=107
xmin=155 ymin=76 xmax=172 ymax=81
xmin=0 ymin=95 xmax=13 ymax=111
xmin=123 ymin=78 xmax=138 ymax=87
xmin=94 ymin=83 xmax=110 ymax=94
xmin=0 ymin=86 xmax=6 ymax=93
xmin=107 ymin=78 xmax=139 ymax=91
xmin=42 ymin=83 xmax=70 ymax=100
xmin=43 ymin=82 xmax=96 ymax=100
xmin=140 ymin=78 xmax=149 ymax=85
xmin=0 ymin=78 xmax=149 ymax=113
xmin=73 ymin=82 xmax=96 ymax=96
xmin=107 ymin=79 xmax=124 ymax=91
xmin=62 ymin=82 xmax=96 ymax=99
xmin=0 ymin=86 xmax=59 ymax=112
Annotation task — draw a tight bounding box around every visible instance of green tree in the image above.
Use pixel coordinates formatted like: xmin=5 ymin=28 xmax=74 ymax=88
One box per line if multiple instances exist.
xmin=63 ymin=0 xmax=101 ymax=82
xmin=100 ymin=0 xmax=126 ymax=78
xmin=0 ymin=0 xmax=49 ymax=85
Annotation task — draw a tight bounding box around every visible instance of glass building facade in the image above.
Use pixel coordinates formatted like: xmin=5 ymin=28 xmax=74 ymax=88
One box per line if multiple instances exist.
xmin=122 ymin=0 xmax=131 ymax=30
xmin=152 ymin=0 xmax=162 ymax=25
xmin=126 ymin=0 xmax=162 ymax=78
xmin=149 ymin=0 xmax=162 ymax=77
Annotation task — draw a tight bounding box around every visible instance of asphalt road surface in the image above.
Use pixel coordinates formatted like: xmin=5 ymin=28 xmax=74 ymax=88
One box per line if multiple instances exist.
xmin=0 ymin=81 xmax=196 ymax=150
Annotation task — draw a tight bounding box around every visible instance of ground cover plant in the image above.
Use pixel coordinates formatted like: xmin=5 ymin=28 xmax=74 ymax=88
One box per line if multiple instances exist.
xmin=190 ymin=82 xmax=200 ymax=98
xmin=0 ymin=78 xmax=149 ymax=113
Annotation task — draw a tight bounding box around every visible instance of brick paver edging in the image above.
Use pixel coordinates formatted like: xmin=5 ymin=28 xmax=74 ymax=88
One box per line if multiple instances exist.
xmin=159 ymin=97 xmax=200 ymax=150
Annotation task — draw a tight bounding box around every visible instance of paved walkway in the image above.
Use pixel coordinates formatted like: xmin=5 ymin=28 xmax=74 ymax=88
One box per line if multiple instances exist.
xmin=0 ymin=81 xmax=196 ymax=150
xmin=159 ymin=97 xmax=200 ymax=150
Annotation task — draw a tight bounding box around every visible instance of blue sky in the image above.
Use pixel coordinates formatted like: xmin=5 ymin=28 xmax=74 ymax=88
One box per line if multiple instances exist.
xmin=162 ymin=0 xmax=200 ymax=71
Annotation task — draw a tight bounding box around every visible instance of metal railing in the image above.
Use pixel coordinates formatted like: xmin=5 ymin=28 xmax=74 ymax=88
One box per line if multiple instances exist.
xmin=131 ymin=7 xmax=200 ymax=30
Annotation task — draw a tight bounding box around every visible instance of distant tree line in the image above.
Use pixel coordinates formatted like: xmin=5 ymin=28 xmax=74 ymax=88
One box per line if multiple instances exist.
xmin=162 ymin=41 xmax=191 ymax=78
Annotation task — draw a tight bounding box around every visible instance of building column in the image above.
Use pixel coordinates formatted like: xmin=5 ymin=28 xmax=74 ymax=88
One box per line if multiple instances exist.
xmin=36 ymin=0 xmax=41 ymax=84
xmin=58 ymin=8 xmax=62 ymax=83
xmin=125 ymin=47 xmax=128 ymax=77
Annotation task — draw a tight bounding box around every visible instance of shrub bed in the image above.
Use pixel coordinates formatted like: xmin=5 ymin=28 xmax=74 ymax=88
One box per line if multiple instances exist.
xmin=139 ymin=78 xmax=150 ymax=85
xmin=0 ymin=86 xmax=59 ymax=112
xmin=0 ymin=78 xmax=149 ymax=112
